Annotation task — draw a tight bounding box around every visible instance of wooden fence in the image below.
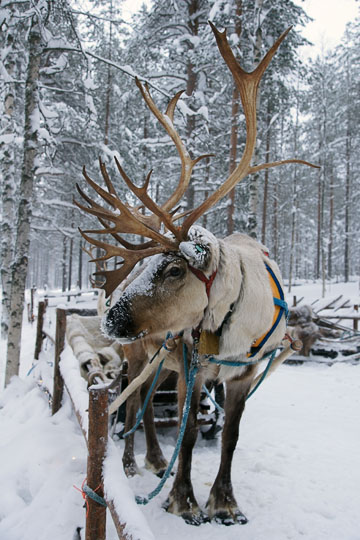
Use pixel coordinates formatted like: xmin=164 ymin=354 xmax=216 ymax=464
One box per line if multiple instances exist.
xmin=36 ymin=305 xmax=141 ymax=540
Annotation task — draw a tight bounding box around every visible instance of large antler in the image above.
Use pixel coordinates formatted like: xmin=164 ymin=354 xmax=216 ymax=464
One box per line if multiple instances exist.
xmin=75 ymin=77 xmax=211 ymax=295
xmin=75 ymin=23 xmax=318 ymax=297
xmin=179 ymin=22 xmax=318 ymax=236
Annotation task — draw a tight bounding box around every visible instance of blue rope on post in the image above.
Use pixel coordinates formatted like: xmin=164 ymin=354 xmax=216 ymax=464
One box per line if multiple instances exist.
xmin=83 ymin=484 xmax=107 ymax=508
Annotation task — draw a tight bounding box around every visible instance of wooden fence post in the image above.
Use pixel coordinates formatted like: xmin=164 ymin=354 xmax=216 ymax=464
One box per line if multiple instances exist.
xmin=28 ymin=286 xmax=36 ymax=322
xmin=354 ymin=305 xmax=359 ymax=331
xmin=86 ymin=386 xmax=108 ymax=540
xmin=52 ymin=308 xmax=66 ymax=415
xmin=34 ymin=301 xmax=46 ymax=360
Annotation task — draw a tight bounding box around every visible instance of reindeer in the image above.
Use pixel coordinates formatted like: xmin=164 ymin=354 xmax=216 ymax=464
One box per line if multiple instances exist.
xmin=74 ymin=248 xmax=180 ymax=478
xmin=75 ymin=23 xmax=316 ymax=525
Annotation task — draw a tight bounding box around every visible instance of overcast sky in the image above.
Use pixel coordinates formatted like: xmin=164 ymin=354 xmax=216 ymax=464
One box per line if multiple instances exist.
xmin=296 ymin=0 xmax=358 ymax=57
xmin=121 ymin=0 xmax=359 ymax=58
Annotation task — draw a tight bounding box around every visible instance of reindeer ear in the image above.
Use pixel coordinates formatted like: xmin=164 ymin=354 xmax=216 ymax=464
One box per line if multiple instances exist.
xmin=179 ymin=240 xmax=211 ymax=270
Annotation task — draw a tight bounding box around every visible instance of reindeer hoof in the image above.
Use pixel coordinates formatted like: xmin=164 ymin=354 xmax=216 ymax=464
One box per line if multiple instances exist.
xmin=123 ymin=462 xmax=140 ymax=478
xmin=144 ymin=456 xmax=169 ymax=478
xmin=213 ymin=509 xmax=248 ymax=526
xmin=182 ymin=510 xmax=210 ymax=526
xmin=162 ymin=499 xmax=209 ymax=526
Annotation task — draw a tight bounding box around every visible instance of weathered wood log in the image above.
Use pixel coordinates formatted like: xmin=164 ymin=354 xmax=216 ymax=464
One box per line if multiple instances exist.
xmin=34 ymin=300 xmax=46 ymax=359
xmin=52 ymin=308 xmax=66 ymax=415
xmin=86 ymin=386 xmax=108 ymax=540
xmin=65 ymin=308 xmax=98 ymax=317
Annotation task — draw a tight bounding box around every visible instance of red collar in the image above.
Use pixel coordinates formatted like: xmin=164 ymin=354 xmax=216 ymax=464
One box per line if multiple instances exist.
xmin=188 ymin=266 xmax=217 ymax=298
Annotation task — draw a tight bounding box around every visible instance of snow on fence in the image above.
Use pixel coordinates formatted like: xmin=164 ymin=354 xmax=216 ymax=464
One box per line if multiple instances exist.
xmin=50 ymin=308 xmax=154 ymax=540
xmin=28 ymin=287 xmax=99 ymax=323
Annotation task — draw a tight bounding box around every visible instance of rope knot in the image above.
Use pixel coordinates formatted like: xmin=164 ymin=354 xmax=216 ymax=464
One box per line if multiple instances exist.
xmin=73 ymin=478 xmax=106 ymax=517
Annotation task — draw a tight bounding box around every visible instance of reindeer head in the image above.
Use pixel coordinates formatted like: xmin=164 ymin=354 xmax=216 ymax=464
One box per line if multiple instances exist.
xmin=102 ymin=225 xmax=220 ymax=341
xmin=75 ymin=23 xmax=318 ymax=343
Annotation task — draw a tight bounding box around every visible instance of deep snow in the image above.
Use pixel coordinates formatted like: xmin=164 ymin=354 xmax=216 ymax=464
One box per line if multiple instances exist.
xmin=0 ymin=280 xmax=359 ymax=539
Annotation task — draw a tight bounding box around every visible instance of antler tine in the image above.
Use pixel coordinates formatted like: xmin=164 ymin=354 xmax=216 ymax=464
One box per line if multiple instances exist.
xmin=82 ymin=243 xmax=107 ymax=288
xmin=114 ymin=156 xmax=184 ymax=241
xmin=181 ymin=23 xmax=318 ymax=237
xmin=99 ymin=157 xmax=119 ymax=197
xmin=135 ymin=77 xmax=213 ymax=213
xmin=77 ymin=165 xmax=178 ymax=247
xmin=99 ymin=157 xmax=162 ymax=232
xmin=79 ymin=229 xmax=169 ymax=297
xmin=96 ymin=215 xmax=157 ymax=251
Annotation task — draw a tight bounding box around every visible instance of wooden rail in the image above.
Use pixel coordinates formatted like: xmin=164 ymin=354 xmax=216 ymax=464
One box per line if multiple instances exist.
xmin=316 ymin=314 xmax=359 ymax=331
xmin=50 ymin=309 xmax=135 ymax=540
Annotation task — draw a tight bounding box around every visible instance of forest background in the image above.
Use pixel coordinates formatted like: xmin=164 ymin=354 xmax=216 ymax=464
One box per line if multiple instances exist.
xmin=1 ymin=0 xmax=359 ymax=382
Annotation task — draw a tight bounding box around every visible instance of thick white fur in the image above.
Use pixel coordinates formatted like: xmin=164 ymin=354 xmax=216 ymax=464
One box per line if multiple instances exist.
xmin=180 ymin=228 xmax=286 ymax=382
xmin=105 ymin=226 xmax=287 ymax=385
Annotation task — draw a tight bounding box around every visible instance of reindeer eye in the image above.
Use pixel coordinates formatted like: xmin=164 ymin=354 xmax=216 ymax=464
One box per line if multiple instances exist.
xmin=166 ymin=266 xmax=183 ymax=278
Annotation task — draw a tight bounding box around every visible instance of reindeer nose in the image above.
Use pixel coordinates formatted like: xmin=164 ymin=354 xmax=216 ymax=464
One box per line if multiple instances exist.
xmin=103 ymin=301 xmax=134 ymax=339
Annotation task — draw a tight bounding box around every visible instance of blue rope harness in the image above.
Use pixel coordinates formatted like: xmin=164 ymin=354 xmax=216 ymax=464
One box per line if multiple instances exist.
xmin=132 ymin=265 xmax=288 ymax=505
xmin=134 ymin=343 xmax=278 ymax=505
xmin=135 ymin=345 xmax=199 ymax=505
xmin=123 ymin=359 xmax=165 ymax=439
xmin=122 ymin=333 xmax=175 ymax=438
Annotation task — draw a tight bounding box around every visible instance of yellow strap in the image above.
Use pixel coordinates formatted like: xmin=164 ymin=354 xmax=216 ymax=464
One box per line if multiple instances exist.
xmin=246 ymin=269 xmax=282 ymax=357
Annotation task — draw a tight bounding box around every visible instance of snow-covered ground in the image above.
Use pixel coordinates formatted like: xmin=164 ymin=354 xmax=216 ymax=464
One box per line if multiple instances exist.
xmin=0 ymin=279 xmax=359 ymax=540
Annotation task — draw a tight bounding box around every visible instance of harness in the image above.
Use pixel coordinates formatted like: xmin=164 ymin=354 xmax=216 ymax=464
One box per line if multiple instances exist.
xmin=188 ymin=259 xmax=289 ymax=361
xmin=130 ymin=255 xmax=289 ymax=506
xmin=247 ymin=263 xmax=289 ymax=358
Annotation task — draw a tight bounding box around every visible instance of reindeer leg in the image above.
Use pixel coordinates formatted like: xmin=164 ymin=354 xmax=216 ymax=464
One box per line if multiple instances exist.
xmin=122 ymin=387 xmax=141 ymax=477
xmin=142 ymin=368 xmax=171 ymax=477
xmin=163 ymin=368 xmax=207 ymax=525
xmin=206 ymin=376 xmax=252 ymax=525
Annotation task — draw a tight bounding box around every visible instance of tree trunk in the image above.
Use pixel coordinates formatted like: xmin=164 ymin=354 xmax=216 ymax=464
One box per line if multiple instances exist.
xmin=78 ymin=239 xmax=83 ymax=289
xmin=344 ymin=90 xmax=351 ymax=282
xmin=327 ymin=161 xmax=334 ymax=279
xmin=0 ymin=90 xmax=16 ymax=340
xmin=62 ymin=236 xmax=67 ymax=292
xmin=5 ymin=17 xmax=42 ymax=386
xmin=103 ymin=0 xmax=113 ymax=146
xmin=316 ymin=135 xmax=322 ymax=279
xmin=184 ymin=0 xmax=199 ymax=212
xmin=247 ymin=0 xmax=264 ymax=239
xmin=261 ymin=99 xmax=271 ymax=245
xmin=1 ymin=23 xmax=17 ymax=340
xmin=227 ymin=0 xmax=242 ymax=235
xmin=288 ymin=93 xmax=299 ymax=293
xmin=227 ymin=87 xmax=240 ymax=235
xmin=68 ymin=233 xmax=74 ymax=293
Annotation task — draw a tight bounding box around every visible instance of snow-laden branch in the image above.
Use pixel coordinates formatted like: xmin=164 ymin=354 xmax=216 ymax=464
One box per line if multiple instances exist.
xmin=36 ymin=198 xmax=77 ymax=210
xmin=43 ymin=46 xmax=171 ymax=97
xmin=70 ymin=9 xmax=127 ymax=26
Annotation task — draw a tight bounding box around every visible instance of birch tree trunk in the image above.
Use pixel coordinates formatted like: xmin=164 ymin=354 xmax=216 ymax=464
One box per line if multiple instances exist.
xmin=5 ymin=17 xmax=41 ymax=385
xmin=1 ymin=84 xmax=16 ymax=340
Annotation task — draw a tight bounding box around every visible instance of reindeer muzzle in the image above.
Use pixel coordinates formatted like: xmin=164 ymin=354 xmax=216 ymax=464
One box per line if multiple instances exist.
xmin=102 ymin=299 xmax=138 ymax=341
